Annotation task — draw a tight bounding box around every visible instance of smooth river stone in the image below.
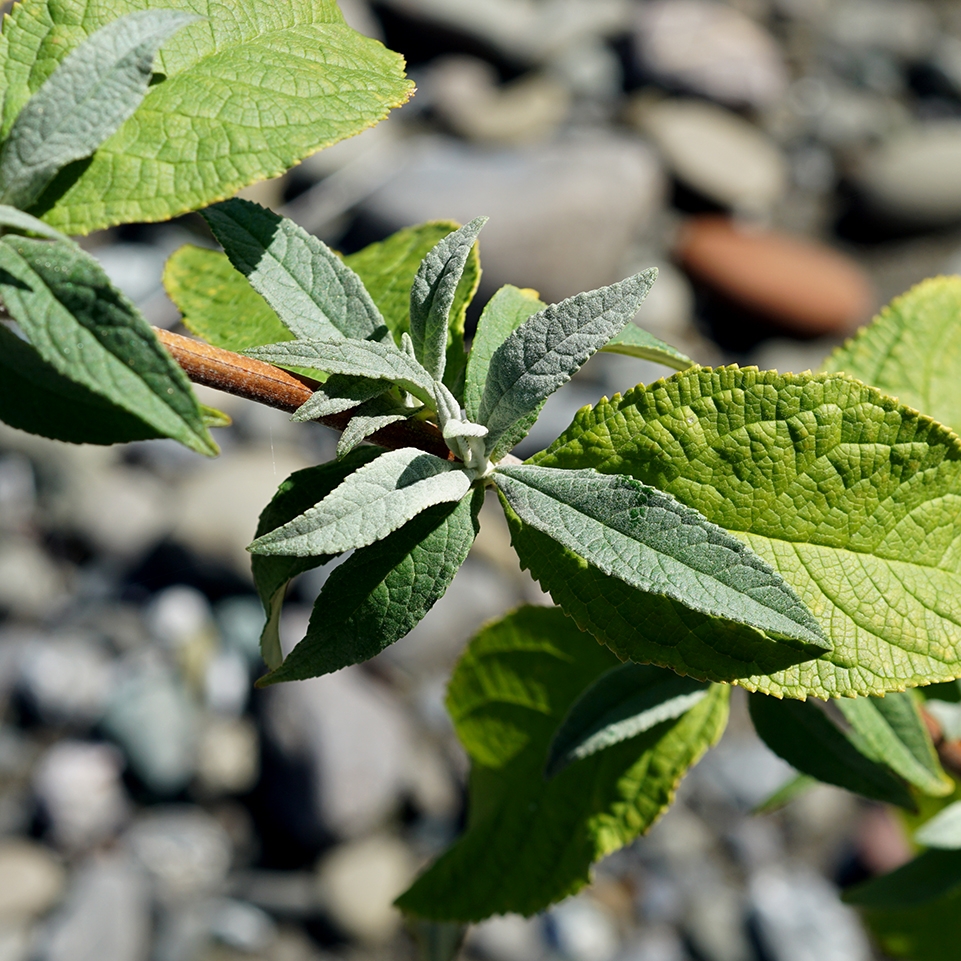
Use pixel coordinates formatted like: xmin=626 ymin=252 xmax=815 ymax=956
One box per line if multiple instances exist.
xmin=675 ymin=217 xmax=874 ymax=337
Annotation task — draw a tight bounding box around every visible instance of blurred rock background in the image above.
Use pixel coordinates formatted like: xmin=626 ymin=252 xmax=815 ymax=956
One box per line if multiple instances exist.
xmin=5 ymin=0 xmax=960 ymax=957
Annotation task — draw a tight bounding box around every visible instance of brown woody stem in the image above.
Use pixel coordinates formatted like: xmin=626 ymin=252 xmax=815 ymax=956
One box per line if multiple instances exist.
xmin=153 ymin=327 xmax=454 ymax=460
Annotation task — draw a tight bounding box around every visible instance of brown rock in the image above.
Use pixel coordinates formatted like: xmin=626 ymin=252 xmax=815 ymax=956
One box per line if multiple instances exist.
xmin=675 ymin=217 xmax=875 ymax=337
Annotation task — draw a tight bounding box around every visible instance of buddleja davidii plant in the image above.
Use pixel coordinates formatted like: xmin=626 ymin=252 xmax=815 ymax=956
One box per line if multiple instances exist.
xmin=0 ymin=0 xmax=411 ymax=454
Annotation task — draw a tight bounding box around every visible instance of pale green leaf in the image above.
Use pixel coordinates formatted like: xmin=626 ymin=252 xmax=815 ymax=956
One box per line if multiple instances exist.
xmin=0 ymin=203 xmax=67 ymax=240
xmin=533 ymin=366 xmax=961 ymax=698
xmin=396 ymin=606 xmax=730 ymax=921
xmin=335 ymin=400 xmax=410 ymax=457
xmin=0 ymin=235 xmax=215 ymax=455
xmin=601 ymin=323 xmax=693 ymax=370
xmin=251 ymin=448 xmax=383 ymax=670
xmin=247 ymin=338 xmax=437 ymax=406
xmin=495 ymin=464 xmax=828 ymax=650
xmin=748 ymin=693 xmax=915 ymax=808
xmin=837 ymin=693 xmax=953 ymax=797
xmin=203 ymin=199 xmax=385 ymax=342
xmin=291 ymin=376 xmax=387 ymax=422
xmin=477 ymin=270 xmax=657 ymax=455
xmin=916 ymin=802 xmax=961 ymax=849
xmin=199 ymin=404 xmax=230 ymax=428
xmin=0 ymin=0 xmax=412 ymax=235
xmin=260 ymin=488 xmax=481 ymax=684
xmin=248 ymin=447 xmax=471 ymax=557
xmin=823 ymin=276 xmax=961 ymax=435
xmin=409 ymin=217 xmax=486 ymax=381
xmin=0 ymin=9 xmax=196 ymax=210
xmin=464 ymin=285 xmax=544 ymax=423
xmin=751 ymin=773 xmax=817 ymax=814
xmin=546 ymin=663 xmax=708 ymax=777
xmin=163 ymin=244 xmax=290 ymax=352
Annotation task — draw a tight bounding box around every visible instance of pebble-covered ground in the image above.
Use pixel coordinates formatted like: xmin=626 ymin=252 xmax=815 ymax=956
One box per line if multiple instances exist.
xmin=6 ymin=1 xmax=961 ymax=959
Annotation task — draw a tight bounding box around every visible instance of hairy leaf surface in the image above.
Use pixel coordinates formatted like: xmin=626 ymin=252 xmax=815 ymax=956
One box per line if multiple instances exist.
xmin=0 ymin=0 xmax=412 ymax=234
xmin=601 ymin=323 xmax=693 ymax=370
xmin=534 ymin=366 xmax=961 ymax=698
xmin=824 ymin=277 xmax=961 ymax=435
xmin=0 ymin=235 xmax=215 ymax=455
xmin=748 ymin=694 xmax=914 ymax=808
xmin=546 ymin=663 xmax=708 ymax=777
xmin=249 ymin=447 xmax=471 ymax=557
xmin=915 ymin=801 xmax=961 ymax=849
xmin=292 ymin=377 xmax=387 ymax=422
xmin=252 ymin=448 xmax=382 ymax=669
xmin=0 ymin=10 xmax=195 ymax=210
xmin=335 ymin=398 xmax=410 ymax=457
xmin=397 ymin=606 xmax=729 ymax=921
xmin=0 ymin=204 xmax=67 ymax=240
xmin=261 ymin=488 xmax=481 ymax=684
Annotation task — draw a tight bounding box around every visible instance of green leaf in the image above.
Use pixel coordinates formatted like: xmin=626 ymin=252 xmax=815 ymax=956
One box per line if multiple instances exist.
xmin=291 ymin=376 xmax=387 ymax=422
xmin=477 ymin=269 xmax=657 ymax=456
xmin=396 ymin=606 xmax=730 ymax=921
xmin=844 ymin=850 xmax=961 ymax=961
xmin=0 ymin=0 xmax=412 ymax=235
xmin=823 ymin=276 xmax=961 ymax=435
xmin=335 ymin=399 xmax=410 ymax=457
xmin=0 ymin=9 xmax=196 ymax=210
xmin=751 ymin=773 xmax=817 ymax=814
xmin=916 ymin=801 xmax=961 ymax=849
xmin=0 ymin=203 xmax=67 ymax=240
xmin=545 ymin=663 xmax=709 ymax=777
xmin=249 ymin=447 xmax=471 ymax=557
xmin=748 ymin=693 xmax=915 ymax=808
xmin=533 ymin=365 xmax=961 ymax=698
xmin=0 ymin=235 xmax=215 ymax=455
xmin=247 ymin=338 xmax=437 ymax=406
xmin=199 ymin=404 xmax=230 ymax=428
xmin=837 ymin=693 xmax=953 ymax=797
xmin=495 ymin=464 xmax=827 ymax=647
xmin=260 ymin=487 xmax=481 ymax=684
xmin=601 ymin=323 xmax=693 ymax=371
xmin=409 ymin=217 xmax=486 ymax=382
xmin=203 ymin=199 xmax=385 ymax=342
xmin=251 ymin=448 xmax=383 ymax=670
xmin=163 ymin=244 xmax=290 ymax=352
xmin=464 ymin=285 xmax=544 ymax=423
xmin=343 ymin=220 xmax=481 ymax=394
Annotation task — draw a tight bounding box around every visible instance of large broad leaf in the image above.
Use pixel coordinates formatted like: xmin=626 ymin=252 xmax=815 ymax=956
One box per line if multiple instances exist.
xmin=0 ymin=0 xmax=412 ymax=235
xmin=248 ymin=447 xmax=471 ymax=557
xmin=343 ymin=220 xmax=481 ymax=394
xmin=533 ymin=366 xmax=961 ymax=698
xmin=260 ymin=487 xmax=481 ymax=684
xmin=495 ymin=464 xmax=827 ymax=652
xmin=0 ymin=9 xmax=196 ymax=210
xmin=409 ymin=217 xmax=486 ymax=382
xmin=252 ymin=447 xmax=383 ymax=670
xmin=823 ymin=277 xmax=961 ymax=435
xmin=748 ymin=693 xmax=915 ymax=809
xmin=601 ymin=324 xmax=693 ymax=370
xmin=396 ymin=606 xmax=730 ymax=921
xmin=837 ymin=693 xmax=953 ymax=797
xmin=163 ymin=244 xmax=290 ymax=352
xmin=477 ymin=270 xmax=657 ymax=458
xmin=844 ymin=850 xmax=961 ymax=961
xmin=0 ymin=235 xmax=215 ymax=455
xmin=545 ymin=663 xmax=709 ymax=777
xmin=203 ymin=199 xmax=385 ymax=342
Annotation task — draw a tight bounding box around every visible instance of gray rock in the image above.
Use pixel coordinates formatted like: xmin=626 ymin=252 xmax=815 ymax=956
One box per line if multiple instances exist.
xmin=0 ymin=922 xmax=32 ymax=961
xmin=615 ymin=926 xmax=687 ymax=961
xmin=145 ymin=585 xmax=215 ymax=650
xmin=0 ymin=453 xmax=35 ymax=530
xmin=0 ymin=841 xmax=65 ymax=922
xmin=195 ymin=717 xmax=259 ymax=797
xmin=209 ymin=899 xmax=275 ymax=953
xmin=824 ymin=0 xmax=936 ymax=60
xmin=214 ymin=596 xmax=267 ymax=666
xmin=360 ymin=134 xmax=665 ymax=304
xmin=35 ymin=854 xmax=149 ymax=961
xmin=467 ymin=914 xmax=549 ymax=961
xmin=635 ymin=98 xmax=788 ymax=216
xmin=0 ymin=536 xmax=68 ymax=620
xmin=203 ymin=649 xmax=250 ymax=717
xmin=633 ymin=1 xmax=788 ymax=109
xmin=32 ymin=742 xmax=129 ymax=850
xmin=546 ymin=897 xmax=621 ymax=961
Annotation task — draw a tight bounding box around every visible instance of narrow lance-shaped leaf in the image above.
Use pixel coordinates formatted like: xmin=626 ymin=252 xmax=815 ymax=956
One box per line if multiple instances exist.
xmin=477 ymin=269 xmax=657 ymax=457
xmin=409 ymin=217 xmax=486 ymax=381
xmin=252 ymin=448 xmax=384 ymax=669
xmin=601 ymin=324 xmax=693 ymax=370
xmin=336 ymin=398 xmax=412 ymax=458
xmin=0 ymin=204 xmax=68 ymax=240
xmin=249 ymin=447 xmax=471 ymax=558
xmin=837 ymin=693 xmax=953 ymax=797
xmin=915 ymin=802 xmax=961 ymax=849
xmin=748 ymin=693 xmax=915 ymax=809
xmin=533 ymin=366 xmax=961 ymax=699
xmin=260 ymin=488 xmax=481 ymax=685
xmin=247 ymin=338 xmax=437 ymax=407
xmin=203 ymin=199 xmax=385 ymax=342
xmin=292 ymin=377 xmax=388 ymax=422
xmin=494 ymin=464 xmax=828 ymax=652
xmin=0 ymin=235 xmax=215 ymax=456
xmin=397 ymin=606 xmax=730 ymax=921
xmin=0 ymin=10 xmax=197 ymax=210
xmin=546 ymin=663 xmax=709 ymax=777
